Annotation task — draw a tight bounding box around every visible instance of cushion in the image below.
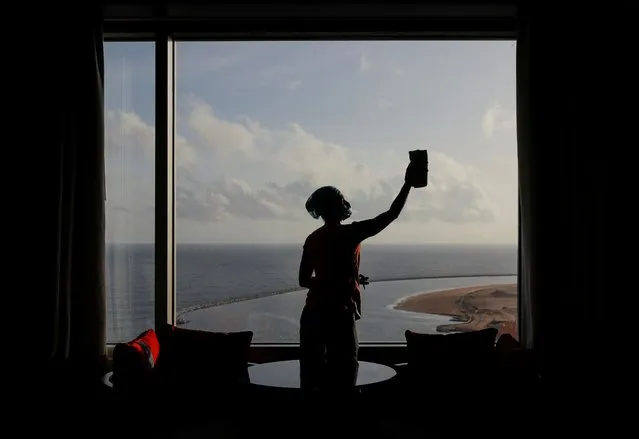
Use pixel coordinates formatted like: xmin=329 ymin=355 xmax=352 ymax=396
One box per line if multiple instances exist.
xmin=112 ymin=329 xmax=161 ymax=390
xmin=113 ymin=329 xmax=160 ymax=371
xmin=495 ymin=333 xmax=539 ymax=382
xmin=158 ymin=327 xmax=253 ymax=387
xmin=404 ymin=328 xmax=498 ymax=382
xmin=405 ymin=328 xmax=498 ymax=354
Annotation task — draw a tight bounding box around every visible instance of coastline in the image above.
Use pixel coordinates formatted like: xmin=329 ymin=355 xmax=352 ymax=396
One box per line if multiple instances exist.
xmin=394 ymin=283 xmax=517 ymax=334
xmin=176 ymin=275 xmax=517 ymax=325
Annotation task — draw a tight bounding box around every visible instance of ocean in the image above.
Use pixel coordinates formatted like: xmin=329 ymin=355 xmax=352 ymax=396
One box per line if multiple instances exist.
xmin=107 ymin=243 xmax=517 ymax=343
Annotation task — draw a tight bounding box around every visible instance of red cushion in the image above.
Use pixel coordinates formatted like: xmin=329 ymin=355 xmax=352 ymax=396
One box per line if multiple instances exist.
xmin=129 ymin=329 xmax=160 ymax=366
xmin=114 ymin=329 xmax=160 ymax=371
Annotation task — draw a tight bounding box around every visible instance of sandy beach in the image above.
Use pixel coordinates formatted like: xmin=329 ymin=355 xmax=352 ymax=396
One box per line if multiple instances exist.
xmin=395 ymin=283 xmax=517 ymax=334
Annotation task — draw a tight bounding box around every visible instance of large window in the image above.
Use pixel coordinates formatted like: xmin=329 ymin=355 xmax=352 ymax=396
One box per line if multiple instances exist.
xmin=103 ymin=39 xmax=517 ymax=344
xmin=171 ymin=41 xmax=519 ymax=343
xmin=105 ymin=42 xmax=155 ymax=343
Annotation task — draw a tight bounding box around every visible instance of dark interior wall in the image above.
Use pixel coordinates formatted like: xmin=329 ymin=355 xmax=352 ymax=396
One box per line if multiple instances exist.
xmin=517 ymin=7 xmax=634 ymax=408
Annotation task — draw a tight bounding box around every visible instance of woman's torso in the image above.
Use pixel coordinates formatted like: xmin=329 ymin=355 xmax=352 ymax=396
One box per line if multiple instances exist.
xmin=304 ymin=224 xmax=362 ymax=316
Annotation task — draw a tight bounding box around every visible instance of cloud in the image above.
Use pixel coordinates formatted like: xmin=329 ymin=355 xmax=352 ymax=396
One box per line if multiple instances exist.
xmin=106 ymin=110 xmax=197 ymax=167
xmin=185 ymin=98 xmax=255 ymax=158
xmin=409 ymin=161 xmax=494 ymax=224
xmin=482 ymin=102 xmax=516 ymax=138
xmin=286 ymin=80 xmax=302 ymax=91
xmin=105 ymin=96 xmax=497 ymax=242
xmin=359 ymin=54 xmax=371 ymax=72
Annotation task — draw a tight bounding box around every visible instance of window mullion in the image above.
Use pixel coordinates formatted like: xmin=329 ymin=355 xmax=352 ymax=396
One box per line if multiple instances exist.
xmin=155 ymin=33 xmax=176 ymax=330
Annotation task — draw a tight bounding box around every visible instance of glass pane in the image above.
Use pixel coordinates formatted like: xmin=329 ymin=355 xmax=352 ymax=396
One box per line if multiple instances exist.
xmin=105 ymin=42 xmax=155 ymax=343
xmin=173 ymin=41 xmax=518 ymax=343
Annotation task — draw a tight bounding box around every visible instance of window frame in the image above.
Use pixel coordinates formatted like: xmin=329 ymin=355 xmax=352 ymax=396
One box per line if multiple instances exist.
xmin=104 ymin=5 xmax=521 ymax=351
xmin=154 ymin=33 xmax=177 ymax=334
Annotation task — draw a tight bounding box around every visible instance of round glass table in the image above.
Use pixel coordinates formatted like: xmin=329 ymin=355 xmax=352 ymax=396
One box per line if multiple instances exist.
xmin=248 ymin=360 xmax=397 ymax=389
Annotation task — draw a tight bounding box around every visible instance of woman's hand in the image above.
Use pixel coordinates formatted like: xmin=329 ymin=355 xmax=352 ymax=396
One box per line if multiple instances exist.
xmin=404 ymin=163 xmax=418 ymax=187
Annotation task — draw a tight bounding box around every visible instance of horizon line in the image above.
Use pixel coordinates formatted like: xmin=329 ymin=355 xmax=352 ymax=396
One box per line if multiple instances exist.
xmin=106 ymin=241 xmax=518 ymax=246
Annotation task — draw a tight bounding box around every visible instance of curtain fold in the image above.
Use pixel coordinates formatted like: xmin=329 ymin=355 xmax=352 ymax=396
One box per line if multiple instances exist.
xmin=517 ymin=4 xmax=588 ymax=372
xmin=516 ymin=3 xmax=627 ymax=386
xmin=47 ymin=7 xmax=106 ymax=374
xmin=516 ymin=11 xmax=539 ymax=352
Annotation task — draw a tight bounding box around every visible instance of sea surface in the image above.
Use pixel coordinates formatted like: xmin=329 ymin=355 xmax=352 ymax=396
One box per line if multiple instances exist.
xmin=107 ymin=243 xmax=517 ymax=343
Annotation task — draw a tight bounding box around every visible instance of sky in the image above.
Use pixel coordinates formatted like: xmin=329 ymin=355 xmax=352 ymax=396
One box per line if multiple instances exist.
xmin=104 ymin=41 xmax=517 ymax=245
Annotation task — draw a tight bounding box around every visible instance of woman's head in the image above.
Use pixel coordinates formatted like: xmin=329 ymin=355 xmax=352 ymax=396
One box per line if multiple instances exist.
xmin=305 ymin=186 xmax=352 ymax=223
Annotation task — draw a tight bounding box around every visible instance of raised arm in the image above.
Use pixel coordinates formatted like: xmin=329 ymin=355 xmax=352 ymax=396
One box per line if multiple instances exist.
xmin=352 ymin=181 xmax=412 ymax=242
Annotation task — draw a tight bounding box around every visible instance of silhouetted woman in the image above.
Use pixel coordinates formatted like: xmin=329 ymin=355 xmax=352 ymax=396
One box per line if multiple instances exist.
xmin=298 ymin=164 xmax=417 ymax=393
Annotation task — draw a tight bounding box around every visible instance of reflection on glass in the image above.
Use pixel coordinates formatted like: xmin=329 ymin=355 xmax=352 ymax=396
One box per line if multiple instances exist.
xmin=105 ymin=42 xmax=155 ymax=343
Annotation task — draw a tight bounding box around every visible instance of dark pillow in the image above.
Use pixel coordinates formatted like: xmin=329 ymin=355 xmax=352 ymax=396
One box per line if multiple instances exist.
xmin=406 ymin=328 xmax=498 ymax=352
xmin=496 ymin=333 xmax=520 ymax=351
xmin=158 ymin=327 xmax=253 ymax=386
xmin=404 ymin=328 xmax=498 ymax=379
xmin=495 ymin=333 xmax=538 ymax=381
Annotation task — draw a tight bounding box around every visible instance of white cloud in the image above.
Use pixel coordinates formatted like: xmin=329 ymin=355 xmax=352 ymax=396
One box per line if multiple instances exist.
xmin=106 ymin=110 xmax=197 ymax=167
xmin=104 ymin=110 xmax=201 ymax=243
xmin=103 ymin=96 xmax=518 ymax=243
xmin=482 ymin=102 xmax=516 ymax=138
xmin=185 ymin=97 xmax=255 ymax=158
xmin=359 ymin=54 xmax=371 ymax=72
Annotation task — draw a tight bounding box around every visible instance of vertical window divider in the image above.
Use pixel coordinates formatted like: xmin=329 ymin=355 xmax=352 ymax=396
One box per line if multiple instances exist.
xmin=155 ymin=32 xmax=176 ymax=329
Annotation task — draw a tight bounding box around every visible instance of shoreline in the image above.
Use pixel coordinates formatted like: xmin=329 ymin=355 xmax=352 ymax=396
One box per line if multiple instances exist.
xmin=394 ymin=283 xmax=517 ymax=334
xmin=176 ymin=274 xmax=515 ymax=325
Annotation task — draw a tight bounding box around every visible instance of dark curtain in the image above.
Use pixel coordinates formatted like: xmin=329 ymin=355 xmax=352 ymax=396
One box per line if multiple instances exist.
xmin=43 ymin=7 xmax=106 ymax=380
xmin=517 ymin=2 xmax=632 ymax=409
